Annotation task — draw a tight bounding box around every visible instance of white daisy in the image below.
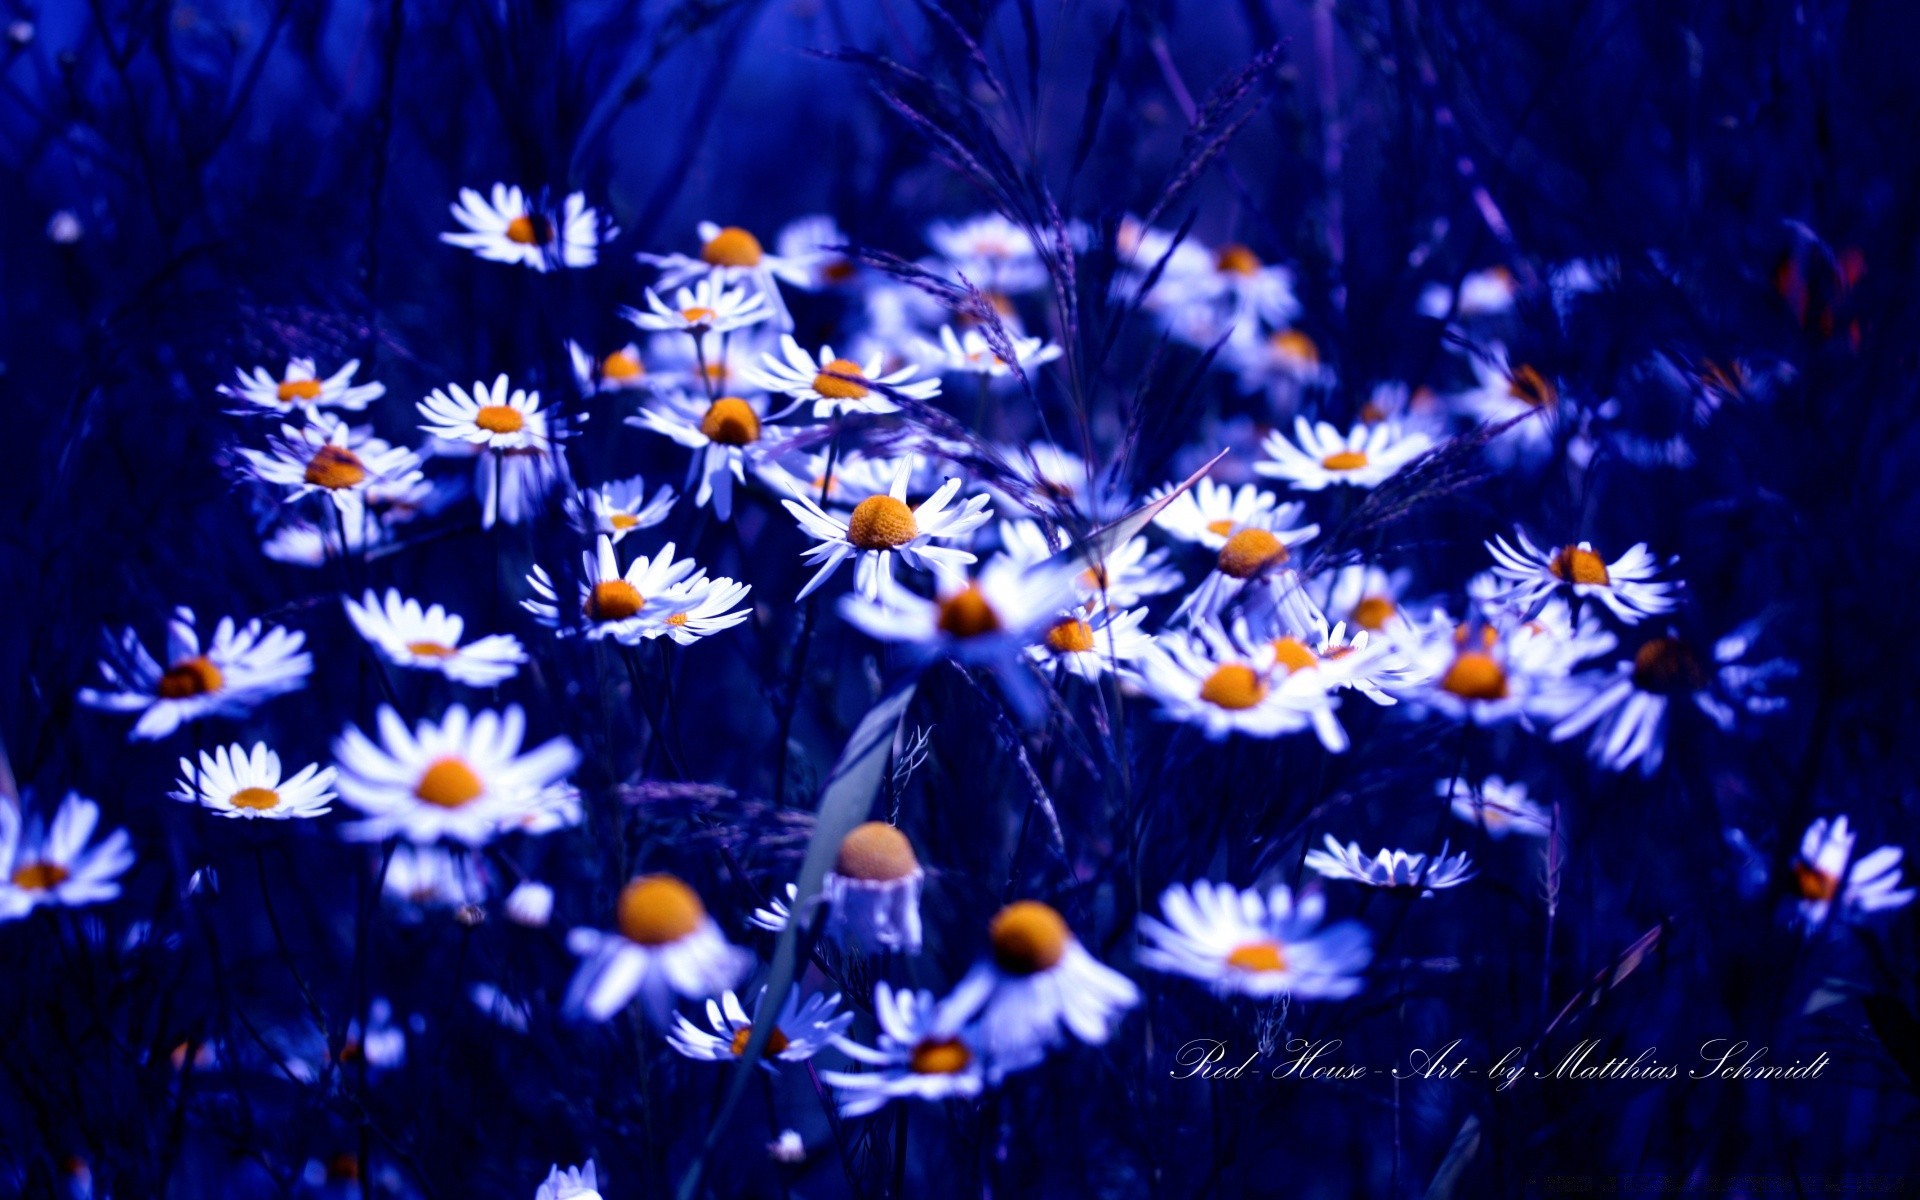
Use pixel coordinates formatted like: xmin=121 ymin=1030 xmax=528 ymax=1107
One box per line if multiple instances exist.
xmin=650 ymin=575 xmax=755 ymax=646
xmin=243 ymin=416 xmax=424 ymax=523
xmin=442 ymin=184 xmax=609 ymax=272
xmin=940 ymin=900 xmax=1139 ymax=1081
xmin=567 ymin=475 xmax=678 ymax=543
xmin=80 ymin=606 xmax=312 ymax=740
xmin=669 ymin=987 xmax=854 ymax=1068
xmin=1137 ymin=880 xmax=1371 ymax=999
xmin=219 ymin=357 xmax=385 ymax=413
xmin=822 ymin=821 xmax=924 ymax=953
xmin=1307 ymin=563 xmax=1415 ymax=635
xmin=638 ymin=221 xmax=821 ymax=330
xmin=1150 ymin=477 xmax=1292 ymax=550
xmin=1486 ymin=530 xmax=1677 ymax=624
xmin=567 ymin=340 xmax=650 ymax=394
xmin=332 ymin=705 xmax=581 ymax=845
xmin=522 ymin=535 xmax=703 ymax=644
xmin=996 ymin=519 xmax=1181 ymax=609
xmin=1303 ymin=836 xmax=1477 ymax=892
xmin=1398 ymin=608 xmax=1613 ymax=726
xmin=382 ymin=844 xmax=490 ymax=914
xmin=1169 ymin=509 xmax=1321 ymax=625
xmin=776 ymin=213 xmax=856 ymax=288
xmin=911 ymin=325 xmax=1062 ymax=379
xmin=172 ymin=742 xmax=335 ymax=820
xmin=744 ymin=335 xmax=942 ymax=418
xmin=1255 ymin=417 xmax=1433 ymax=491
xmin=1791 ymin=816 xmax=1915 ymax=926
xmin=1227 ymin=328 xmax=1334 ymax=393
xmin=1417 ymin=266 xmax=1518 ymax=319
xmin=627 ymin=391 xmax=778 ymax=521
xmin=985 ymin=442 xmax=1133 ymax=522
xmin=821 ymin=982 xmax=986 ymax=1116
xmin=925 ymin=213 xmax=1048 ymax=292
xmin=1028 ymin=605 xmax=1155 ymax=682
xmin=563 ymin=873 xmax=752 ymax=1023
xmin=534 ymin=1161 xmax=601 ymax=1200
xmin=1452 ymin=345 xmax=1559 ymax=452
xmin=783 ymin=460 xmax=992 ymax=601
xmin=1137 ymin=624 xmax=1342 ymax=745
xmin=504 ymin=879 xmax=555 ymax=927
xmin=344 ymin=589 xmax=526 ymax=687
xmin=1440 ymin=776 xmax=1553 ymax=839
xmin=417 ymin=375 xmax=549 ymax=452
xmin=625 ymin=277 xmax=770 ymax=336
xmin=0 ymin=793 xmax=134 ymax=922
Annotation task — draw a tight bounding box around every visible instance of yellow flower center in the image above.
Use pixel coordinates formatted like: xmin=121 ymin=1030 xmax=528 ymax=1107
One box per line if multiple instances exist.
xmin=680 ymin=306 xmax=717 ymax=326
xmin=1507 ymin=365 xmax=1557 ymax=408
xmin=845 ymin=494 xmax=917 ymax=549
xmin=730 ymin=1025 xmax=790 ymax=1057
xmin=1215 ymin=244 xmax=1262 ymax=275
xmin=1045 ymin=618 xmax=1096 ymax=654
xmin=608 ymin=513 xmax=640 ymax=530
xmin=700 ymin=226 xmax=764 ymax=268
xmin=474 ymin=405 xmax=525 ymax=435
xmin=230 ymin=787 xmax=281 ymax=810
xmin=1350 ymin=596 xmax=1396 ymax=631
xmin=585 ymin=580 xmax=644 ymax=623
xmin=935 ymin=585 xmax=1001 ymax=639
xmin=1792 ymin=863 xmax=1839 ymax=902
xmin=617 ymin=873 xmax=706 ymax=945
xmin=414 ymin=757 xmax=485 ymax=808
xmin=1441 ymin=651 xmax=1509 ymax=701
xmin=665 ymin=612 xmax=689 ymax=627
xmin=909 ymin=1037 xmax=973 ymax=1075
xmin=1631 ymin=637 xmax=1702 ymax=695
xmin=305 ymin=444 xmax=367 ymax=490
xmin=10 ymin=861 xmax=69 ymax=891
xmin=812 ymin=357 xmax=871 ymax=401
xmin=405 ymin=641 xmax=457 ymax=658
xmin=989 ymin=900 xmax=1070 ymax=975
xmin=1225 ymin=941 xmax=1287 ymax=973
xmin=276 ymin=379 xmax=323 ymax=403
xmin=157 ymin=656 xmax=224 ymax=699
xmin=1217 ymin=528 xmax=1285 ymax=579
xmin=1549 ymin=545 xmax=1609 ymax=586
xmin=1271 ymin=329 xmax=1319 ymax=365
xmin=602 ymin=350 xmax=644 ymax=380
xmin=835 ymin=821 xmax=920 ymax=881
xmin=1320 ymin=450 xmax=1369 ymax=471
xmin=1199 ymin=664 xmax=1268 ymax=710
xmin=505 ymin=214 xmax=553 ymax=245
xmin=699 ymin=397 xmax=761 ymax=446
xmin=1205 ymin=518 xmax=1236 ymax=538
xmin=1271 ymin=637 xmax=1319 ymax=673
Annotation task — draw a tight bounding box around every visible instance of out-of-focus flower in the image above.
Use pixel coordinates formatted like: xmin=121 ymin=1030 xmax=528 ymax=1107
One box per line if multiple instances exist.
xmin=626 ymin=277 xmax=770 ymax=336
xmin=344 ymin=589 xmax=526 ymax=687
xmin=80 ymin=607 xmax=312 ymax=740
xmin=1417 ymin=266 xmax=1518 ymax=319
xmin=382 ymin=845 xmax=490 ymax=914
xmin=991 ymin=442 xmax=1133 ymax=522
xmin=442 ymin=184 xmax=609 ymax=271
xmin=563 ymin=873 xmax=751 ymax=1023
xmin=1451 ymin=346 xmax=1560 ymax=454
xmin=1151 ymin=477 xmax=1293 ymax=549
xmin=1399 ymin=608 xmax=1613 ymax=726
xmin=534 ymin=1161 xmax=602 ymax=1200
xmin=503 ymin=880 xmax=554 ymax=928
xmin=628 ymin=391 xmax=780 ymax=521
xmin=1307 ymin=564 xmax=1415 ymax=635
xmin=0 ymin=794 xmax=134 ymax=922
xmin=1441 ymin=776 xmax=1553 ymax=839
xmin=1485 ymin=531 xmax=1676 ymax=625
xmin=1790 ymin=816 xmax=1914 ymax=926
xmin=1304 ymin=836 xmax=1477 ymax=893
xmin=1256 ymin=418 xmax=1432 ymax=491
xmin=1028 ymin=604 xmax=1155 ymax=682
xmin=669 ymin=987 xmax=853 ymax=1068
xmin=783 ymin=459 xmax=992 ymax=601
xmin=912 ymin=325 xmax=1062 ymax=379
xmin=567 ymin=340 xmax=650 ymax=395
xmin=822 ymin=982 xmax=985 ymax=1116
xmin=822 ymin=821 xmax=924 ymax=953
xmin=745 ymin=335 xmax=942 ymax=418
xmin=567 ymin=476 xmax=677 ymax=543
xmin=1138 ymin=623 xmax=1340 ymax=744
xmin=45 ymin=209 xmax=81 ymax=242
xmin=220 ymin=357 xmax=385 ymax=413
xmin=997 ymin=519 xmax=1182 ymax=609
xmin=926 ymin=213 xmax=1048 ymax=292
xmin=768 ymin=1130 xmax=806 ymax=1164
xmin=243 ymin=416 xmax=424 ymax=525
xmin=1137 ymin=881 xmax=1371 ymax=999
xmin=172 ymin=742 xmax=335 ymax=820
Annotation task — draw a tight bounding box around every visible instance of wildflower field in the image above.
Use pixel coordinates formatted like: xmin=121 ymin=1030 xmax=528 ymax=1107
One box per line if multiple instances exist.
xmin=3 ymin=0 xmax=1919 ymax=1196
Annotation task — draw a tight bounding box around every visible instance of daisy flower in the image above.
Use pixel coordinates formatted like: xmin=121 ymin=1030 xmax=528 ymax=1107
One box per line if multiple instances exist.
xmin=997 ymin=519 xmax=1182 ymax=609
xmin=1170 ymin=509 xmax=1320 ymax=624
xmin=480 ymin=442 xmax=569 ymax=531
xmin=1399 ymin=610 xmax=1612 ymax=726
xmin=344 ymin=589 xmax=526 ymax=687
xmin=1452 ymin=345 xmax=1560 ymax=452
xmin=522 ymin=535 xmax=702 ymax=643
xmin=744 ymin=335 xmax=942 ymax=418
xmin=1255 ymin=417 xmax=1433 ymax=491
xmin=535 ymin=1162 xmax=602 ymax=1200
xmin=567 ymin=340 xmax=650 ymax=395
xmin=625 ymin=276 xmax=770 ymax=337
xmin=504 ymin=879 xmax=555 ymax=927
xmin=783 ymin=460 xmax=992 ymax=601
xmin=822 ymin=821 xmax=924 ymax=953
xmin=1304 ymin=836 xmax=1477 ymax=892
xmin=925 ymin=213 xmax=1048 ymax=291
xmin=418 ymin=375 xmax=549 ymax=453
xmin=1150 ymin=477 xmax=1297 ymax=549
xmin=649 ymin=576 xmax=755 ymax=646
xmin=821 ymin=982 xmax=986 ymax=1116
xmin=1228 ymin=328 xmax=1334 ymax=393
xmin=1417 ymin=265 xmax=1518 ymax=319
xmin=1138 ymin=624 xmax=1344 ymax=746
xmin=219 ymin=357 xmax=384 ymax=413
xmin=1441 ymin=776 xmax=1553 ymax=839
xmin=1258 ymin=612 xmax=1411 ymax=710
xmin=442 ymin=184 xmax=609 ymax=271
xmin=1308 ymin=563 xmax=1415 ymax=635
xmin=940 ymin=900 xmax=1139 ymax=1080
xmin=669 ymin=987 xmax=854 ymax=1068
xmin=383 ymin=844 xmax=490 ymax=915
xmin=567 ymin=475 xmax=678 ymax=543
xmin=1790 ymin=816 xmax=1915 ymax=926
xmin=1028 ymin=605 xmax=1156 ymax=682
xmin=776 ymin=213 xmax=856 ymax=288
xmin=627 ymin=391 xmax=778 ymax=521
xmin=243 ymin=416 xmax=424 ymax=522
xmin=990 ymin=441 xmax=1132 ymax=522
xmin=80 ymin=606 xmax=312 ymax=740
xmin=172 ymin=742 xmax=335 ymax=820
xmin=638 ymin=221 xmax=821 ymax=329
xmin=911 ymin=325 xmax=1062 ymax=379
xmin=332 ymin=705 xmax=581 ymax=845
xmin=1137 ymin=881 xmax=1371 ymax=999
xmin=1486 ymin=530 xmax=1677 ymax=624
xmin=563 ymin=873 xmax=752 ymax=1023
xmin=1152 ymin=242 xmax=1303 ymax=348
xmin=0 ymin=793 xmax=134 ymax=922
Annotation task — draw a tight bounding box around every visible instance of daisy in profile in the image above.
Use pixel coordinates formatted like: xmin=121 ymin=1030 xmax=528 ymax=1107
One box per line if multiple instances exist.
xmin=563 ymin=873 xmax=752 ymax=1023
xmin=1791 ymin=816 xmax=1915 ymax=926
xmin=383 ymin=845 xmax=490 ymax=916
xmin=1255 ymin=417 xmax=1432 ymax=491
xmin=0 ymin=793 xmax=134 ymax=922
xmin=822 ymin=982 xmax=986 ymax=1116
xmin=172 ymin=742 xmax=335 ymax=820
xmin=996 ymin=519 xmax=1181 ymax=609
xmin=1441 ymin=776 xmax=1553 ymax=839
xmin=567 ymin=476 xmax=678 ymax=544
xmin=522 ymin=535 xmax=702 ymax=643
xmin=567 ymin=340 xmax=650 ymax=395
xmin=638 ymin=221 xmax=821 ymax=329
xmin=941 ymin=900 xmax=1139 ymax=1080
xmin=1485 ymin=530 xmax=1677 ymax=624
xmin=1137 ymin=881 xmax=1371 ymax=999
xmin=669 ymin=987 xmax=854 ymax=1069
xmin=80 ymin=607 xmax=312 ymax=740
xmin=911 ymin=325 xmax=1062 ymax=380
xmin=1028 ymin=605 xmax=1155 ymax=682
xmin=344 ymin=589 xmax=526 ymax=687
xmin=243 ymin=416 xmax=424 ymax=523
xmin=442 ymin=184 xmax=609 ymax=271
xmin=332 ymin=705 xmax=580 ymax=845
xmin=1308 ymin=563 xmax=1414 ymax=634
xmin=1138 ymin=624 xmax=1341 ymax=745
xmin=1304 ymin=836 xmax=1477 ymax=893
xmin=1452 ymin=345 xmax=1560 ymax=455
xmin=783 ymin=460 xmax=993 ymax=600
xmin=625 ymin=277 xmax=770 ymax=337
xmin=627 ymin=391 xmax=779 ymax=521
xmin=534 ymin=1161 xmax=602 ymax=1200
xmin=744 ymin=335 xmax=942 ymax=418
xmin=822 ymin=821 xmax=925 ymax=953
xmin=418 ymin=375 xmax=549 ymax=455
xmin=219 ymin=357 xmax=385 ymax=413
xmin=1171 ymin=509 xmax=1320 ymax=624
xmin=649 ymin=576 xmax=755 ymax=646
xmin=1151 ymin=477 xmax=1291 ymax=548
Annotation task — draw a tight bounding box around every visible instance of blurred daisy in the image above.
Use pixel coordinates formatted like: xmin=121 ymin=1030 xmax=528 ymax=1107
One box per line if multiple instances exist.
xmin=1401 ymin=612 xmax=1611 ymax=726
xmin=1256 ymin=418 xmax=1432 ymax=491
xmin=1308 ymin=563 xmax=1414 ymax=634
xmin=1441 ymin=776 xmax=1553 ymax=839
xmin=172 ymin=742 xmax=335 ymax=820
xmin=1229 ymin=328 xmax=1333 ymax=392
xmin=783 ymin=460 xmax=992 ymax=601
xmin=563 ymin=873 xmax=752 ymax=1023
xmin=1304 ymin=836 xmax=1477 ymax=892
xmin=997 ymin=519 xmax=1181 ymax=609
xmin=0 ymin=794 xmax=134 ymax=922
xmin=567 ymin=340 xmax=650 ymax=394
xmin=1417 ymin=266 xmax=1518 ymax=319
xmin=1453 ymin=346 xmax=1559 ymax=450
xmin=504 ymin=879 xmax=555 ymax=927
xmin=1151 ymin=477 xmax=1293 ymax=549
xmin=627 ymin=391 xmax=778 ymax=521
xmin=992 ymin=442 xmax=1132 ymax=522
xmin=332 ymin=705 xmax=580 ymax=845
xmin=534 ymin=1161 xmax=601 ymax=1200
xmin=745 ymin=335 xmax=942 ymax=418
xmin=941 ymin=900 xmax=1139 ymax=1080
xmin=912 ymin=325 xmax=1062 ymax=379
xmin=80 ymin=607 xmax=312 ymax=740
xmin=1137 ymin=881 xmax=1371 ymax=999
xmin=626 ymin=277 xmax=770 ymax=336
xmin=442 ymin=184 xmax=608 ymax=271
xmin=669 ymin=987 xmax=853 ymax=1068
xmin=823 ymin=821 xmax=924 ymax=953
xmin=1791 ymin=816 xmax=1915 ymax=926
xmin=638 ymin=221 xmax=821 ymax=329
xmin=418 ymin=375 xmax=548 ymax=453
xmin=262 ymin=516 xmax=384 ymax=566
xmin=243 ymin=416 xmax=424 ymax=522
xmin=1139 ymin=625 xmax=1342 ymax=746
xmin=1029 ymin=605 xmax=1155 ymax=682
xmin=777 ymin=214 xmax=855 ymax=288
xmin=926 ymin=213 xmax=1048 ymax=291
xmin=219 ymin=357 xmax=384 ymax=413
xmin=822 ymin=982 xmax=985 ymax=1116
xmin=344 ymin=589 xmax=526 ymax=687
xmin=501 ymin=783 xmax=585 ymax=836
xmin=1486 ymin=531 xmax=1676 ymax=624
xmin=567 ymin=476 xmax=677 ymax=543
xmin=383 ymin=844 xmax=490 ymax=915
xmin=523 ymin=535 xmax=702 ymax=643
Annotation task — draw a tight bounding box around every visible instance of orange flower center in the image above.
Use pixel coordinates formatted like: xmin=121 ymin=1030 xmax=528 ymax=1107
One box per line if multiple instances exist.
xmin=1549 ymin=545 xmax=1609 ymax=586
xmin=1350 ymin=596 xmax=1396 ymax=631
xmin=909 ymin=1037 xmax=973 ymax=1075
xmin=10 ymin=861 xmax=69 ymax=891
xmin=1272 ymin=637 xmax=1319 ymax=673
xmin=935 ymin=585 xmax=1001 ymax=639
xmin=1441 ymin=651 xmax=1509 ymax=701
xmin=474 ymin=405 xmax=524 ymax=435
xmin=602 ymin=350 xmax=644 ymax=380
xmin=230 ymin=787 xmax=281 ymax=810
xmin=276 ymin=379 xmax=323 ymax=403
xmin=305 ymin=444 xmax=367 ymax=490
xmin=505 ymin=214 xmax=553 ymax=246
xmin=414 ymin=757 xmax=485 ymax=808
xmin=1792 ymin=863 xmax=1839 ymax=902
xmin=812 ymin=358 xmax=871 ymax=401
xmin=1199 ymin=664 xmax=1268 ymax=710
xmin=405 ymin=641 xmax=457 ymax=658
xmin=1271 ymin=329 xmax=1319 ymax=365
xmin=989 ymin=900 xmax=1069 ymax=975
xmin=608 ymin=513 xmax=641 ymax=531
xmin=845 ymin=495 xmax=917 ymax=549
xmin=1215 ymin=244 xmax=1262 ymax=275
xmin=1631 ymin=637 xmax=1702 ymax=695
xmin=1045 ymin=618 xmax=1096 ymax=654
xmin=1321 ymin=450 xmax=1369 ymax=472
xmin=700 ymin=226 xmax=764 ymax=268
xmin=835 ymin=821 xmax=920 ymax=881
xmin=157 ymin=656 xmax=224 ymax=699
xmin=1217 ymin=528 xmax=1285 ymax=579
xmin=730 ymin=1025 xmax=790 ymax=1057
xmin=699 ymin=397 xmax=760 ymax=446
xmin=1226 ymin=941 xmax=1287 ymax=972
xmin=1507 ymin=365 xmax=1557 ymax=408
xmin=617 ymin=873 xmax=705 ymax=945
xmin=585 ymin=581 xmax=644 ymax=623
xmin=680 ymin=306 xmax=717 ymax=326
